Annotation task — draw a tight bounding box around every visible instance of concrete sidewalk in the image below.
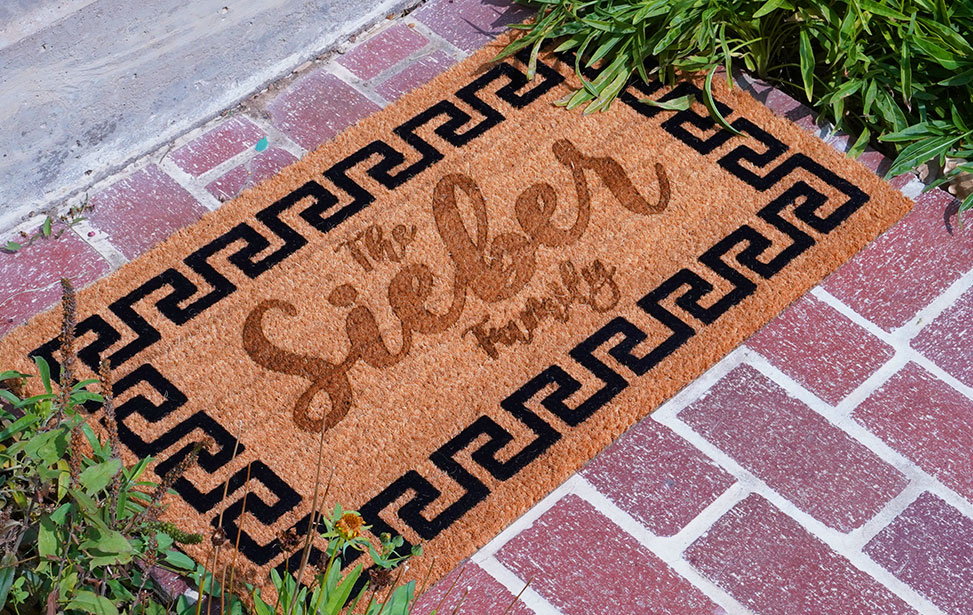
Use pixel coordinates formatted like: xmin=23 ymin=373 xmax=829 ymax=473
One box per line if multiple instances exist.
xmin=0 ymin=0 xmax=417 ymax=231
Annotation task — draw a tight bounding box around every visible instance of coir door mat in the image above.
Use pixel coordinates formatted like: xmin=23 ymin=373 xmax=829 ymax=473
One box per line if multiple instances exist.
xmin=0 ymin=39 xmax=912 ymax=586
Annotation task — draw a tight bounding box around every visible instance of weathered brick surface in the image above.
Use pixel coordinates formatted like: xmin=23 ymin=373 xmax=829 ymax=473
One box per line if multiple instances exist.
xmin=496 ymin=495 xmax=725 ymax=615
xmin=337 ymin=23 xmax=429 ymax=80
xmin=911 ymin=284 xmax=973 ymax=389
xmin=88 ymin=165 xmax=207 ymax=259
xmin=0 ymin=230 xmax=110 ymax=337
xmin=376 ymin=50 xmax=456 ymax=101
xmin=206 ymin=147 xmax=298 ymax=202
xmin=411 ymin=562 xmax=533 ymax=615
xmin=747 ymin=294 xmax=894 ymax=404
xmin=685 ymin=494 xmax=917 ymax=615
xmin=854 ymin=362 xmax=973 ymax=501
xmin=823 ymin=188 xmax=971 ymax=331
xmin=266 ymin=71 xmax=381 ymax=150
xmin=414 ymin=0 xmax=531 ymax=52
xmin=681 ymin=364 xmax=907 ymax=531
xmin=580 ymin=420 xmax=734 ymax=536
xmin=169 ymin=116 xmax=265 ymax=176
xmin=865 ymin=492 xmax=973 ymax=615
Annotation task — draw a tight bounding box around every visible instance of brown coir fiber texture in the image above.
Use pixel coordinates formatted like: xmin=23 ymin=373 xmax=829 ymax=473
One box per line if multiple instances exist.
xmin=0 ymin=38 xmax=913 ymax=588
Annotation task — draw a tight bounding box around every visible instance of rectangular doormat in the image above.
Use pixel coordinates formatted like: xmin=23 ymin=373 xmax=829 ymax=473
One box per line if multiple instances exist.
xmin=0 ymin=40 xmax=912 ymax=587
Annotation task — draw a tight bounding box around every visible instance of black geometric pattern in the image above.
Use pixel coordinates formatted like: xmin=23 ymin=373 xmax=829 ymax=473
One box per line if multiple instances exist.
xmin=27 ymin=51 xmax=868 ymax=573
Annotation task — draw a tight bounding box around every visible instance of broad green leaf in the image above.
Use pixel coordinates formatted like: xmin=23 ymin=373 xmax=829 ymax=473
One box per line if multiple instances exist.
xmin=799 ymin=29 xmax=815 ymax=101
xmin=0 ymin=414 xmax=38 ymax=442
xmin=3 ymin=242 xmax=20 ymax=252
xmin=752 ymin=0 xmax=794 ymax=18
xmin=80 ymin=527 xmax=134 ymax=565
xmin=323 ymin=564 xmax=363 ymax=614
xmin=885 ymin=134 xmax=965 ymax=178
xmin=0 ymin=561 xmax=15 ymax=611
xmin=67 ymin=590 xmax=119 ymax=615
xmin=913 ymin=36 xmax=961 ymax=69
xmin=38 ymin=515 xmax=59 ymax=558
xmin=164 ymin=549 xmax=197 ymax=571
xmin=78 ymin=458 xmax=121 ymax=495
xmin=848 ymin=127 xmax=872 ymax=158
xmin=860 ymin=0 xmax=909 ymax=20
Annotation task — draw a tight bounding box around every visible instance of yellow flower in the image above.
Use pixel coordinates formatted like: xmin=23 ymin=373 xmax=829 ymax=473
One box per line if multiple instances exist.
xmin=335 ymin=512 xmax=363 ymax=540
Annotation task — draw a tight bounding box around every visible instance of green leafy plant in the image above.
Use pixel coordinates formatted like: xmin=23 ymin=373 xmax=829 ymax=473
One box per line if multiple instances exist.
xmin=248 ymin=505 xmax=423 ymax=615
xmin=4 ymin=196 xmax=95 ymax=253
xmin=0 ymin=279 xmax=202 ymax=615
xmin=499 ymin=0 xmax=973 ymax=216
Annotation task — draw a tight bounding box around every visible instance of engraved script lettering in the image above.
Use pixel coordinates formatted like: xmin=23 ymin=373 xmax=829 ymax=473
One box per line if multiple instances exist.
xmin=243 ymin=138 xmax=670 ymax=432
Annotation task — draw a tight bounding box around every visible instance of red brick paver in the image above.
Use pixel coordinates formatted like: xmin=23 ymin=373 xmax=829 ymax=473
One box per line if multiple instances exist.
xmin=680 ymin=364 xmax=908 ymax=532
xmin=0 ymin=230 xmax=110 ymax=337
xmin=865 ymin=492 xmax=973 ymax=615
xmin=376 ymin=50 xmax=457 ymax=101
xmin=337 ymin=24 xmax=429 ymax=80
xmin=747 ymin=294 xmax=895 ymax=404
xmin=685 ymin=494 xmax=917 ymax=615
xmin=414 ymin=0 xmax=531 ymax=52
xmin=580 ymin=420 xmax=734 ymax=537
xmin=205 ymin=147 xmax=298 ymax=202
xmin=496 ymin=495 xmax=725 ymax=615
xmin=854 ymin=362 xmax=973 ymax=501
xmin=88 ymin=165 xmax=207 ymax=260
xmin=169 ymin=116 xmax=265 ymax=177
xmin=411 ymin=562 xmax=532 ymax=615
xmin=823 ymin=189 xmax=971 ymax=332
xmin=266 ymin=71 xmax=381 ymax=150
xmin=911 ymin=284 xmax=973 ymax=388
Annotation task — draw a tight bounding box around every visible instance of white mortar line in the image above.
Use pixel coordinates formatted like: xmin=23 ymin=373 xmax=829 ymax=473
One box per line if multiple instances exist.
xmin=813 ymin=267 xmax=973 ymax=347
xmin=245 ymin=115 xmax=309 ymax=161
xmin=634 ymin=344 xmax=951 ymax=613
xmin=744 ymin=351 xmax=973 ymax=519
xmin=404 ymin=18 xmax=471 ymax=60
xmin=326 ymin=63 xmax=392 ymax=108
xmin=572 ymin=476 xmax=756 ymax=615
xmin=192 ymin=145 xmax=263 ymax=188
xmin=157 ymin=158 xmax=224 ymax=212
xmin=477 ymin=557 xmax=563 ymax=615
xmin=69 ymin=221 xmax=129 ymax=269
xmin=812 ymin=284 xmax=973 ymax=405
xmin=472 ymin=479 xmax=578 ymax=562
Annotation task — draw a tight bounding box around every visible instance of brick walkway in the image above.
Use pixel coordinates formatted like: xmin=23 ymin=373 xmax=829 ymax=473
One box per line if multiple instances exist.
xmin=2 ymin=1 xmax=971 ymax=613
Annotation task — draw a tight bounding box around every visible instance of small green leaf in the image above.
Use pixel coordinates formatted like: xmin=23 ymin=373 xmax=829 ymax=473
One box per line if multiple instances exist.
xmin=79 ymin=458 xmax=122 ymax=495
xmin=848 ymin=127 xmax=872 ymax=159
xmin=67 ymin=590 xmax=119 ymax=615
xmin=702 ymin=68 xmax=743 ymax=136
xmin=42 ymin=218 xmax=52 ymax=238
xmin=3 ymin=241 xmax=20 ymax=252
xmin=33 ymin=356 xmax=52 ymax=394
